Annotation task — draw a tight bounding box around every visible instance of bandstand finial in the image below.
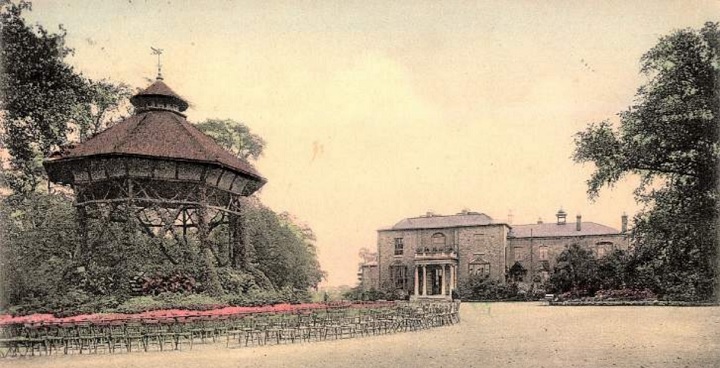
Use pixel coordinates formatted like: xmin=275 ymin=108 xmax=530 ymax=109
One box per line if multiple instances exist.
xmin=151 ymin=46 xmax=164 ymax=80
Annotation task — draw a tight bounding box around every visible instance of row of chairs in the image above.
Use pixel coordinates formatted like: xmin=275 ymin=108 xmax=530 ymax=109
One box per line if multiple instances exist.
xmin=225 ymin=302 xmax=461 ymax=347
xmin=0 ymin=319 xmax=195 ymax=357
xmin=0 ymin=302 xmax=461 ymax=357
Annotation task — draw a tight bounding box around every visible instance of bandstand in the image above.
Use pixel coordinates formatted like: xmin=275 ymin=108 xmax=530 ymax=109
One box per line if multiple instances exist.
xmin=43 ymin=75 xmax=266 ymax=292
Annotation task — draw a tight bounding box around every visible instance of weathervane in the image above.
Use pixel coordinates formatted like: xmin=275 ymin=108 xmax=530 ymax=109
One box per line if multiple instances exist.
xmin=151 ymin=47 xmax=164 ymax=80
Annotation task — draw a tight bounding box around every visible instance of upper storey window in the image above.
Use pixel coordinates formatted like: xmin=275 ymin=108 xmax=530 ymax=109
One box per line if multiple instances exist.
xmin=596 ymin=242 xmax=613 ymax=258
xmin=431 ymin=233 xmax=446 ymax=247
xmin=394 ymin=238 xmax=404 ymax=256
xmin=539 ymin=246 xmax=549 ymax=260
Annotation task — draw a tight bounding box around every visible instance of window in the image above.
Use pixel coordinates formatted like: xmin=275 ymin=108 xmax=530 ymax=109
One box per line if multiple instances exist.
xmin=596 ymin=242 xmax=613 ymax=258
xmin=394 ymin=238 xmax=404 ymax=256
xmin=539 ymin=247 xmax=549 ymax=261
xmin=469 ymin=263 xmax=491 ymax=277
xmin=431 ymin=233 xmax=446 ymax=246
xmin=597 ymin=247 xmax=606 ymax=258
xmin=390 ymin=265 xmax=408 ymax=290
xmin=473 ymin=234 xmax=486 ymax=248
xmin=470 ymin=253 xmax=491 ymax=277
xmin=514 ymin=247 xmax=523 ymax=261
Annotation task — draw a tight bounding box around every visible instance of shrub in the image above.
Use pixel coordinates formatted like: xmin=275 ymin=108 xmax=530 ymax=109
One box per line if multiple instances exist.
xmin=343 ymin=287 xmax=388 ymax=302
xmin=114 ymin=296 xmax=166 ymax=314
xmin=5 ymin=290 xmax=122 ymax=317
xmin=457 ymin=275 xmax=524 ymax=301
xmin=594 ymin=288 xmax=657 ymax=301
xmin=556 ymin=288 xmax=594 ymax=301
xmin=222 ymin=288 xmax=311 ymax=307
xmin=114 ymin=293 xmax=227 ymax=314
xmin=140 ymin=273 xmax=198 ymax=295
xmin=216 ymin=268 xmax=257 ymax=294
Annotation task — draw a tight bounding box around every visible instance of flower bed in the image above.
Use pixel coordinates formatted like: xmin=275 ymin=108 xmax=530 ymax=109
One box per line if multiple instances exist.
xmin=0 ymin=300 xmax=396 ymax=326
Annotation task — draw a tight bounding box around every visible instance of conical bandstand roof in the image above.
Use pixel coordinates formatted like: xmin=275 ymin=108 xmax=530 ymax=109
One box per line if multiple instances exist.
xmin=44 ymin=78 xmax=266 ymax=197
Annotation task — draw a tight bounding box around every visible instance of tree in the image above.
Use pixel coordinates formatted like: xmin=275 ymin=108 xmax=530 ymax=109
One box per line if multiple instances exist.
xmin=0 ymin=1 xmax=323 ymax=312
xmin=195 ymin=119 xmax=266 ymax=161
xmin=548 ymin=244 xmax=599 ymax=296
xmin=243 ymin=202 xmax=325 ymax=291
xmin=71 ymin=79 xmax=133 ymax=142
xmin=596 ymin=249 xmax=629 ymax=291
xmin=0 ymin=1 xmax=131 ymax=195
xmin=573 ymin=23 xmax=719 ymax=301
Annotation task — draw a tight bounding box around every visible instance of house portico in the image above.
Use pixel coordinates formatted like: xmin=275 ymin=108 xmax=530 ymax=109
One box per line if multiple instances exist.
xmin=411 ymin=248 xmax=458 ymax=300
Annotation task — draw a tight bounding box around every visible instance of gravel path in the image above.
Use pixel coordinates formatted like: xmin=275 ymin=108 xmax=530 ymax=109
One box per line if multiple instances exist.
xmin=3 ymin=302 xmax=719 ymax=368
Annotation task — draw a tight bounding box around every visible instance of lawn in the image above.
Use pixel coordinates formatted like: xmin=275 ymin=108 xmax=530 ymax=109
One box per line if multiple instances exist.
xmin=3 ymin=302 xmax=718 ymax=368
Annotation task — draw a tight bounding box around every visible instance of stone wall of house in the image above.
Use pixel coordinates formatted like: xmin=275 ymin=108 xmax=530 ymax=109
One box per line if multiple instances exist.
xmin=359 ymin=265 xmax=379 ymax=291
xmin=377 ymin=229 xmax=419 ymax=292
xmin=375 ymin=218 xmax=628 ymax=293
xmin=377 ymin=224 xmax=511 ymax=293
xmin=506 ymin=233 xmax=629 ymax=280
xmin=455 ymin=225 xmax=509 ymax=285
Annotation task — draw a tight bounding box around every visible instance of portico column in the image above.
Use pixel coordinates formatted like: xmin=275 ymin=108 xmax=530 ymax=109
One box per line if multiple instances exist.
xmin=441 ymin=264 xmax=447 ymax=296
xmin=414 ymin=265 xmax=419 ymax=296
xmin=422 ymin=265 xmax=427 ymax=296
xmin=450 ymin=264 xmax=455 ymax=292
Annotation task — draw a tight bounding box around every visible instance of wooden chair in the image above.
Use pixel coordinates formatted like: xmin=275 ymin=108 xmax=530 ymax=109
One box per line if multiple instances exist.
xmin=124 ymin=321 xmax=146 ymax=352
xmin=172 ymin=317 xmax=194 ymax=351
xmin=0 ymin=324 xmax=26 ymax=357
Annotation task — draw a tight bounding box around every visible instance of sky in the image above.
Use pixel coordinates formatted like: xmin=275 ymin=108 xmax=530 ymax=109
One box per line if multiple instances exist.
xmin=21 ymin=0 xmax=718 ymax=286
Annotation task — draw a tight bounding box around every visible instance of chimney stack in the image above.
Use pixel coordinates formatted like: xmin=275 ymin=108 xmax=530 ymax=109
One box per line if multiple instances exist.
xmin=576 ymin=214 xmax=582 ymax=231
xmin=621 ymin=212 xmax=628 ymax=233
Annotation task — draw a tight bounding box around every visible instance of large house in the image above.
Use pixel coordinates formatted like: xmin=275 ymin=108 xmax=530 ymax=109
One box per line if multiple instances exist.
xmin=360 ymin=209 xmax=628 ymax=300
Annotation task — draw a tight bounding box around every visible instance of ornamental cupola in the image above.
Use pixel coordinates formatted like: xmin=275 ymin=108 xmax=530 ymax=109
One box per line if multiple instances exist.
xmin=556 ymin=208 xmax=567 ymax=225
xmin=129 ymin=75 xmax=189 ymax=114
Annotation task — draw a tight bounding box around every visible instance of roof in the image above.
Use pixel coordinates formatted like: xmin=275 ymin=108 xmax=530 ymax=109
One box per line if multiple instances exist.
xmin=130 ymin=79 xmax=189 ymax=111
xmin=45 ymin=80 xmax=265 ymax=186
xmin=385 ymin=213 xmax=496 ymax=231
xmin=508 ymin=222 xmax=620 ymax=238
xmin=46 ymin=110 xmax=264 ymax=182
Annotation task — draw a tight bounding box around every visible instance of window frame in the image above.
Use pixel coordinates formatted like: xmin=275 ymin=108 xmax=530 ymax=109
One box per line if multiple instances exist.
xmin=390 ymin=264 xmax=408 ymax=290
xmin=431 ymin=232 xmax=447 ymax=247
xmin=393 ymin=238 xmax=404 ymax=256
xmin=514 ymin=247 xmax=523 ymax=261
xmin=538 ymin=246 xmax=549 ymax=261
xmin=469 ymin=262 xmax=491 ymax=277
